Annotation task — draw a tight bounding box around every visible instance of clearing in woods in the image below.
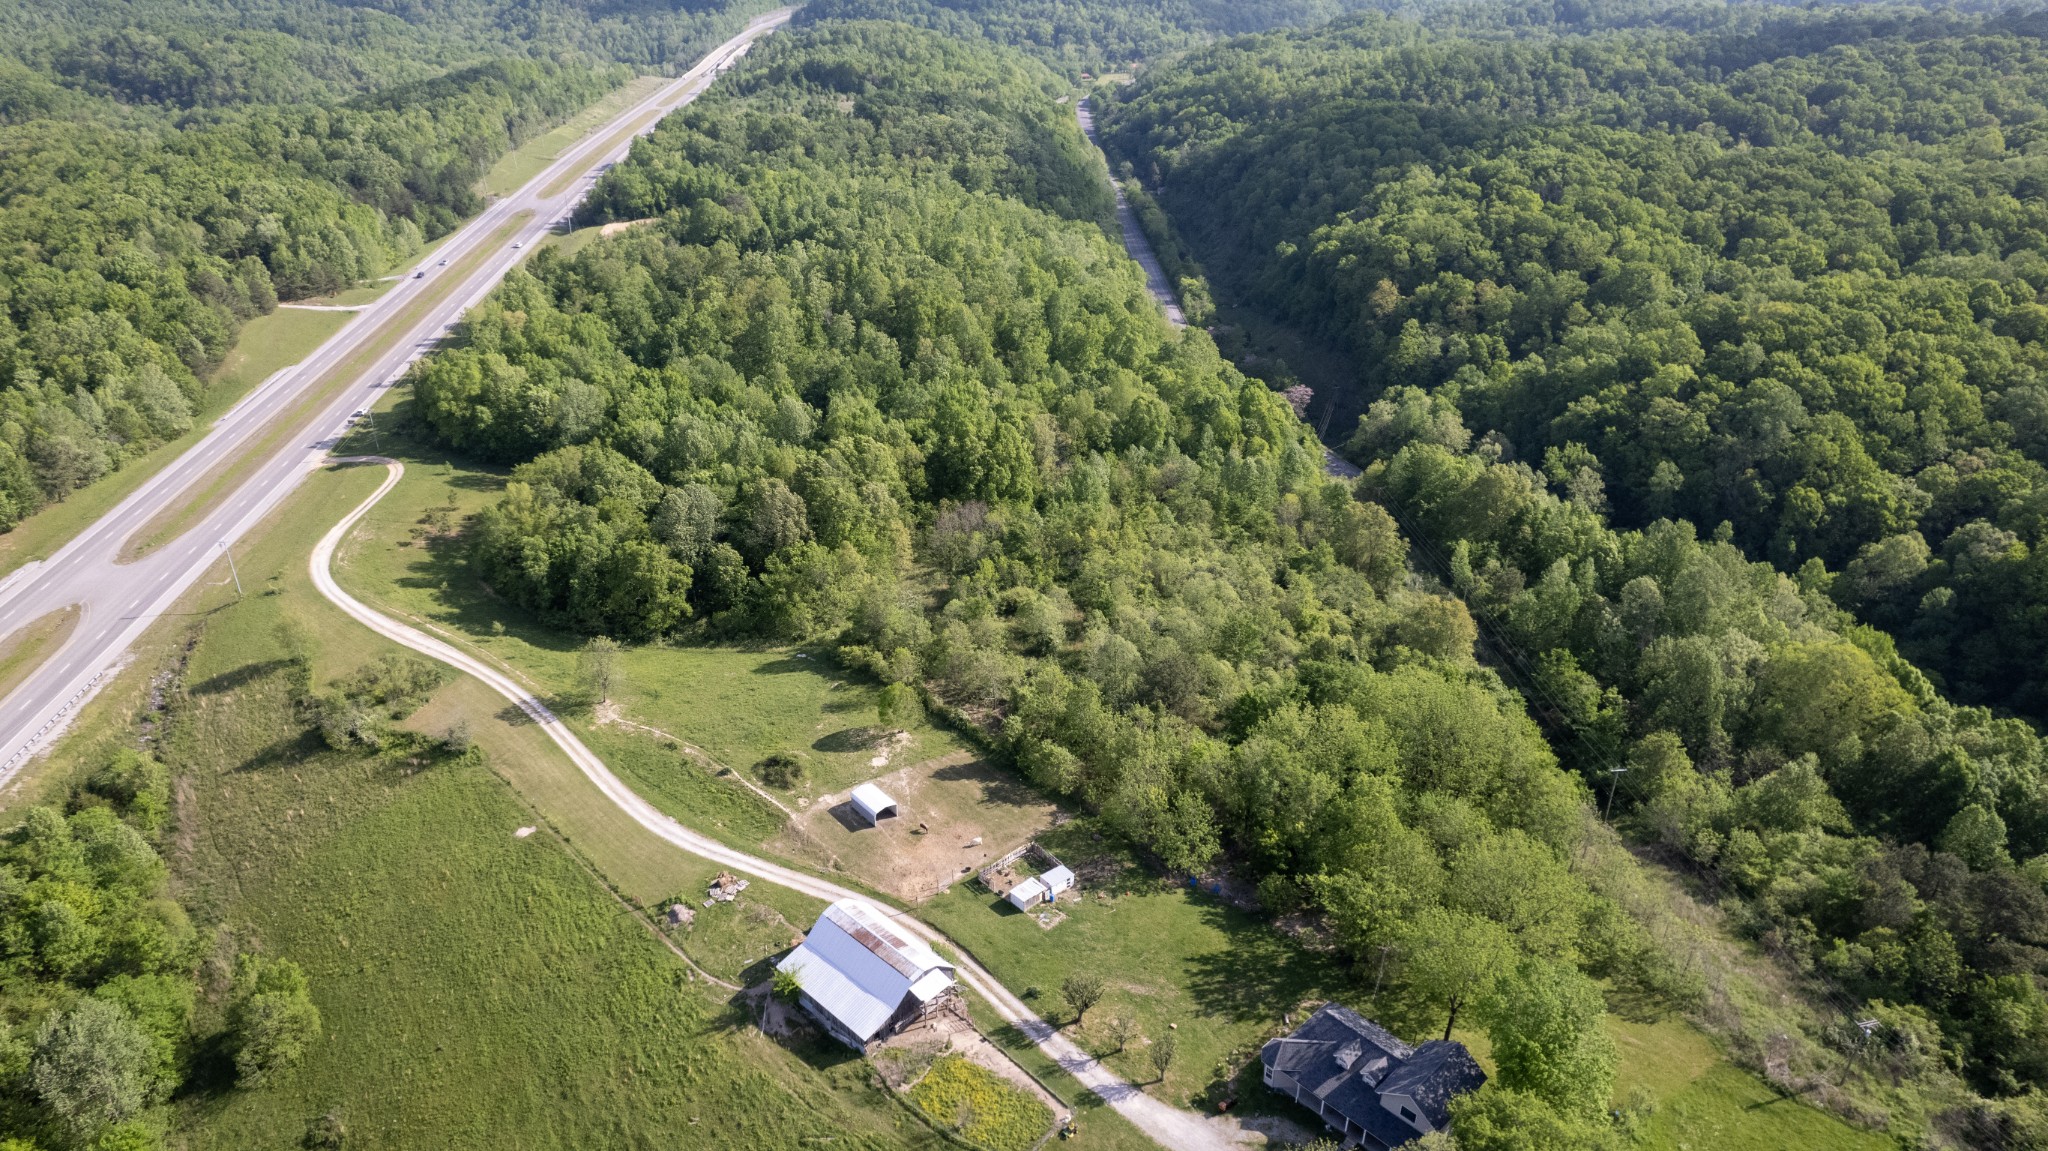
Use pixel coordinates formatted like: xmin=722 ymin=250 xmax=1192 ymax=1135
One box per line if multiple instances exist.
xmin=326 ymin=414 xmax=1059 ymax=903
xmin=286 ymin=389 xmax=1890 ymax=1151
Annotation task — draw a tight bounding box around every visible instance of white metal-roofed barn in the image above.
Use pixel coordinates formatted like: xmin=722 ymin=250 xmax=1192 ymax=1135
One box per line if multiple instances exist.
xmin=849 ymin=782 xmax=898 ymax=826
xmin=777 ymin=898 xmax=958 ymax=1049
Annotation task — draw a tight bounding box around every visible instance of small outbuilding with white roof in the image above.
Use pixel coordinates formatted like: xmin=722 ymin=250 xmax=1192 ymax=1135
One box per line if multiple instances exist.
xmin=776 ymin=898 xmax=957 ymax=1049
xmin=1003 ymin=864 xmax=1077 ymax=910
xmin=1005 ymin=877 xmax=1049 ymax=910
xmin=1040 ymin=865 xmax=1075 ymax=897
xmin=849 ymin=782 xmax=898 ymax=826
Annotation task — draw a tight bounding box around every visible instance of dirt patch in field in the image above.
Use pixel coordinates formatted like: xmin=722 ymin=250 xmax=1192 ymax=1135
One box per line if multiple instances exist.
xmin=771 ymin=750 xmax=1059 ymax=903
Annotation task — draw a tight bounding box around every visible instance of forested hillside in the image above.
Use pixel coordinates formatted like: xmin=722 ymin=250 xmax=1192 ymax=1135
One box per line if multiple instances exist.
xmin=409 ymin=21 xmax=1658 ymax=1143
xmin=1105 ymin=9 xmax=2048 ymax=717
xmin=0 ymin=0 xmax=770 ymax=534
xmin=1101 ymin=2 xmax=2048 ymax=1115
xmin=795 ymin=0 xmax=1390 ymax=72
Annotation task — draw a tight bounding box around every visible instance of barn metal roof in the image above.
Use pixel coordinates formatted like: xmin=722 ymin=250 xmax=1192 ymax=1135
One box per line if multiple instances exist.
xmin=776 ymin=898 xmax=954 ymax=1041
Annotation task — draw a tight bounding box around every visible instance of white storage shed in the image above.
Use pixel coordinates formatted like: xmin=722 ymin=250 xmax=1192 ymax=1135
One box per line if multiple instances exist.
xmin=1006 ymin=877 xmax=1048 ymax=910
xmin=849 ymin=782 xmax=898 ymax=826
xmin=1041 ymin=865 xmax=1076 ymax=897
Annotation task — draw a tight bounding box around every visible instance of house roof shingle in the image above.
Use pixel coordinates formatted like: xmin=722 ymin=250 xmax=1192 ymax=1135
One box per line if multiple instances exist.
xmin=1261 ymin=1004 xmax=1486 ymax=1147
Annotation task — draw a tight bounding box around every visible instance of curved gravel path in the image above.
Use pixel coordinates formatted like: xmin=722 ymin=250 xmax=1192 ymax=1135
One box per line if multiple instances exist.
xmin=312 ymin=457 xmax=1252 ymax=1151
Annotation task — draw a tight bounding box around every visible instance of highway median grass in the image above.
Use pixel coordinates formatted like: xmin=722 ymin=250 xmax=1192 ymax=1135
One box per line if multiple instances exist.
xmin=0 ymin=605 xmax=81 ymax=708
xmin=114 ymin=213 xmax=529 ymax=566
xmin=481 ymin=76 xmax=667 ymax=197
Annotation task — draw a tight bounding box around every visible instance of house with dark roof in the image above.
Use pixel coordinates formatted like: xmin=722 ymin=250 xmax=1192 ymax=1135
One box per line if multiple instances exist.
xmin=1260 ymin=1004 xmax=1487 ymax=1149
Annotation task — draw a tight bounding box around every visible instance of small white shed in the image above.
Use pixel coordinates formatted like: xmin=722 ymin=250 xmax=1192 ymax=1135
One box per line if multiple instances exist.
xmin=1041 ymin=865 xmax=1076 ymax=898
xmin=849 ymin=782 xmax=899 ymax=826
xmin=1006 ymin=877 xmax=1048 ymax=910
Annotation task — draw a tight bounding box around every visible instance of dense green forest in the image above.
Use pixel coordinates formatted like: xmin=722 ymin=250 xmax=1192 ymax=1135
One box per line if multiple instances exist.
xmin=795 ymin=0 xmax=1391 ymax=72
xmin=0 ymin=0 xmax=771 ymax=534
xmin=1097 ymin=0 xmax=2048 ymax=1119
xmin=408 ymin=21 xmax=1651 ymax=1144
xmin=1104 ymin=7 xmax=2048 ymax=717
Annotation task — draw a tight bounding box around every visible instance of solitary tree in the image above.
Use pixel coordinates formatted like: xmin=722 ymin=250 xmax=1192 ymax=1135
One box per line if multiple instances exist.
xmin=1446 ymin=1086 xmax=1621 ymax=1151
xmin=1108 ymin=1013 xmax=1139 ymax=1053
xmin=876 ymin=683 xmax=915 ymax=733
xmin=228 ymin=955 xmax=322 ymax=1087
xmin=1482 ymin=959 xmax=1618 ymax=1119
xmin=1061 ymin=973 xmax=1105 ymax=1027
xmin=773 ymin=967 xmax=804 ymax=1003
xmin=1149 ymin=1031 xmax=1178 ymax=1083
xmin=578 ymin=636 xmax=622 ymax=704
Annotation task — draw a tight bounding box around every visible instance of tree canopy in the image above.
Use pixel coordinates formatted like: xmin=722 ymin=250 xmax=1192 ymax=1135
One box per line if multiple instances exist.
xmin=407 ymin=25 xmax=1646 ymax=1118
xmin=0 ymin=0 xmax=773 ymax=533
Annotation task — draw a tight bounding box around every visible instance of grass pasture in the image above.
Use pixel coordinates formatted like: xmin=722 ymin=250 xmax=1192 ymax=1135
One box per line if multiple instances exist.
xmin=922 ymin=819 xmax=1345 ymax=1111
xmin=1609 ymin=1017 xmax=1891 ymax=1151
xmin=5 ymin=461 xmax=930 ymax=1149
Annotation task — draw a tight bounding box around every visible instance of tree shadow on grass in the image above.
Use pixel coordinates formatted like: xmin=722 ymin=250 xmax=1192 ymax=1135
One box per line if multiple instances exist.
xmin=174 ymin=1030 xmax=239 ymax=1101
xmin=188 ymin=658 xmax=301 ymax=697
xmin=1182 ymin=901 xmax=1341 ymax=1028
xmin=930 ymin=759 xmax=1047 ymax=812
xmin=813 ymin=726 xmax=879 ymax=753
xmin=736 ymin=953 xmax=781 ymax=988
xmin=442 ymin=469 xmax=507 ymax=492
xmin=232 ymin=729 xmax=327 ymax=775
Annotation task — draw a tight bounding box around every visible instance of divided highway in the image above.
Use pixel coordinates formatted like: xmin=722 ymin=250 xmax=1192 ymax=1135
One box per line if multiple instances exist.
xmin=0 ymin=9 xmax=795 ymax=787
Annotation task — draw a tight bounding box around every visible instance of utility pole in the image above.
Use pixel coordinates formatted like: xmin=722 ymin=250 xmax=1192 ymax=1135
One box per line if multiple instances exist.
xmin=1602 ymin=765 xmax=1628 ymax=823
xmin=219 ymin=540 xmax=242 ymax=597
xmin=363 ymin=407 xmax=382 ymax=450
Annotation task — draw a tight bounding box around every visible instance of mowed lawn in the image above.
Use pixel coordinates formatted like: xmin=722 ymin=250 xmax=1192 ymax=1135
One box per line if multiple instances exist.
xmin=921 ymin=820 xmax=1345 ymax=1111
xmin=15 ymin=462 xmax=944 ymax=1150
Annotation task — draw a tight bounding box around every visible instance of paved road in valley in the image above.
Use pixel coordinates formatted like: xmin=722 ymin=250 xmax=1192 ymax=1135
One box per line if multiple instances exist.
xmin=313 ymin=458 xmax=1261 ymax=1151
xmin=1075 ymin=98 xmax=1359 ymax=479
xmin=0 ymin=10 xmax=795 ymax=786
xmin=1076 ymin=99 xmax=1188 ymax=328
